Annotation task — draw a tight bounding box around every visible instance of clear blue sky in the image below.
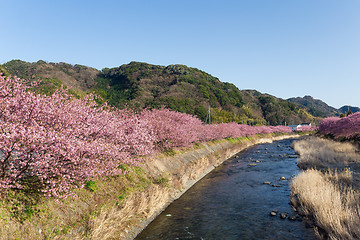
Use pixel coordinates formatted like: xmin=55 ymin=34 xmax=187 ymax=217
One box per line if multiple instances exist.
xmin=2 ymin=0 xmax=360 ymax=108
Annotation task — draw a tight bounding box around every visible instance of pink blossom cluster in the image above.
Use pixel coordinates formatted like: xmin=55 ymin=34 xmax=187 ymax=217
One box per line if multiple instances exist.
xmin=0 ymin=75 xmax=292 ymax=197
xmin=198 ymin=123 xmax=292 ymax=141
xmin=319 ymin=113 xmax=360 ymax=139
xmin=140 ymin=108 xmax=203 ymax=149
xmin=296 ymin=125 xmax=318 ymax=132
xmin=141 ymin=111 xmax=292 ymax=149
xmin=0 ymin=75 xmax=154 ymax=198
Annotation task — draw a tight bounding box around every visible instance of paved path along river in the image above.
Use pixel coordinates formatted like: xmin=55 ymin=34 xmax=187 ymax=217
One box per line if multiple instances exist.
xmin=136 ymin=138 xmax=316 ymax=240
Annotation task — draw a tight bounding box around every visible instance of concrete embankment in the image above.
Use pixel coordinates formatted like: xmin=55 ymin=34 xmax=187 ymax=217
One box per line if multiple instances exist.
xmin=89 ymin=134 xmax=299 ymax=240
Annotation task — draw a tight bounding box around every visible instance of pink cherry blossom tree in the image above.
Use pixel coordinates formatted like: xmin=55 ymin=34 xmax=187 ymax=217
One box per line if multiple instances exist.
xmin=319 ymin=113 xmax=360 ymax=140
xmin=0 ymin=75 xmax=154 ymax=198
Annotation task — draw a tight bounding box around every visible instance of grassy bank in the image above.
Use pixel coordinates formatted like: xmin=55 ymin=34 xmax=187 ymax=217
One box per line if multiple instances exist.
xmin=0 ymin=133 xmax=295 ymax=240
xmin=291 ymin=137 xmax=360 ymax=239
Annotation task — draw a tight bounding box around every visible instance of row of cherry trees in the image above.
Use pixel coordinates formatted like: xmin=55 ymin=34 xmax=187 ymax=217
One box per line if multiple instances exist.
xmin=142 ymin=109 xmax=292 ymax=149
xmin=0 ymin=75 xmax=292 ymax=198
xmin=319 ymin=112 xmax=360 ymax=140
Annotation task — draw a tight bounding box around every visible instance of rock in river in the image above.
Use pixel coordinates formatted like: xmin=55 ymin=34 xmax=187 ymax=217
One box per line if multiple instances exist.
xmin=288 ymin=214 xmax=298 ymax=221
xmin=270 ymin=211 xmax=277 ymax=216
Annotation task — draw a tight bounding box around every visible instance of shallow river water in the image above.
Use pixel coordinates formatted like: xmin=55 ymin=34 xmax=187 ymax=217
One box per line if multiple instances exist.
xmin=136 ymin=138 xmax=316 ymax=240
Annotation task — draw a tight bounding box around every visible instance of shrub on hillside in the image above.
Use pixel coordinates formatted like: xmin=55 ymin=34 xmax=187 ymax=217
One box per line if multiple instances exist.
xmin=0 ymin=65 xmax=9 ymax=77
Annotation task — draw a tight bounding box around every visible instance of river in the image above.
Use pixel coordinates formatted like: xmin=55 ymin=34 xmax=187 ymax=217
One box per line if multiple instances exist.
xmin=135 ymin=138 xmax=316 ymax=240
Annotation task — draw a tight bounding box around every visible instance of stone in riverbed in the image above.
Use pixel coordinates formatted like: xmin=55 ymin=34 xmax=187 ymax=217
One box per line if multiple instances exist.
xmin=280 ymin=213 xmax=288 ymax=219
xmin=280 ymin=176 xmax=286 ymax=180
xmin=288 ymin=214 xmax=298 ymax=221
xmin=270 ymin=211 xmax=277 ymax=216
xmin=264 ymin=182 xmax=271 ymax=185
xmin=248 ymin=163 xmax=257 ymax=166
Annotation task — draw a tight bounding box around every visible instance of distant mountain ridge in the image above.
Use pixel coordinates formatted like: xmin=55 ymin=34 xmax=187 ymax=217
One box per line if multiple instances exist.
xmin=288 ymin=95 xmax=359 ymax=117
xmin=287 ymin=95 xmax=341 ymax=117
xmin=3 ymin=59 xmax=323 ymax=125
xmin=339 ymin=106 xmax=360 ymax=114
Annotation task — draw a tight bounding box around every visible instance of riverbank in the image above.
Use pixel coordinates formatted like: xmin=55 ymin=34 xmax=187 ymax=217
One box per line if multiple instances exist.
xmin=290 ymin=136 xmax=360 ymax=239
xmin=0 ymin=133 xmax=299 ymax=240
xmin=116 ymin=133 xmax=300 ymax=240
xmin=136 ymin=137 xmax=317 ymax=239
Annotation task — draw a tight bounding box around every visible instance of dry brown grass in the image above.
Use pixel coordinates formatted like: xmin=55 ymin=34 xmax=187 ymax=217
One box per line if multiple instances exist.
xmin=0 ymin=166 xmax=153 ymax=240
xmin=291 ymin=137 xmax=360 ymax=239
xmin=90 ymin=185 xmax=170 ymax=240
xmin=293 ymin=137 xmax=360 ymax=170
xmin=291 ymin=169 xmax=360 ymax=240
xmin=0 ymin=194 xmax=85 ymax=240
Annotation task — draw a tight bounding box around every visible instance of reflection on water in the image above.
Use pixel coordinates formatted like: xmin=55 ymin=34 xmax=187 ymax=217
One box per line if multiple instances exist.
xmin=136 ymin=139 xmax=316 ymax=240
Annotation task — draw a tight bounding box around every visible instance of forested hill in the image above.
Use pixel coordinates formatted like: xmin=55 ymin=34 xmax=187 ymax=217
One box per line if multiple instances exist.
xmin=288 ymin=95 xmax=359 ymax=117
xmin=0 ymin=64 xmax=9 ymax=77
xmin=287 ymin=95 xmax=341 ymax=118
xmin=3 ymin=60 xmax=318 ymax=125
xmin=3 ymin=60 xmax=99 ymax=97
